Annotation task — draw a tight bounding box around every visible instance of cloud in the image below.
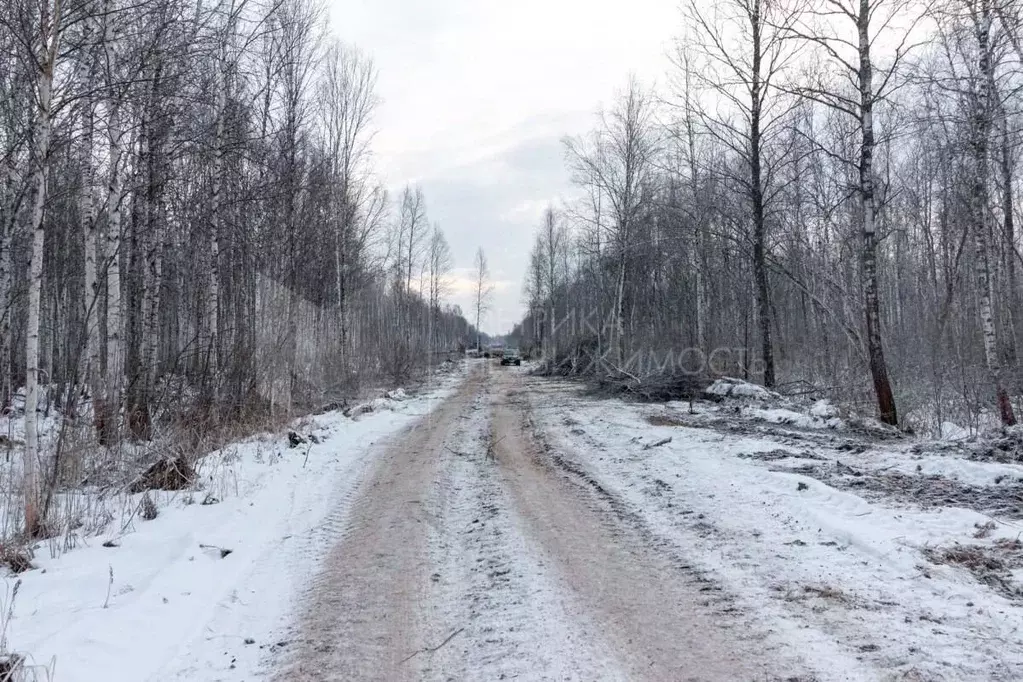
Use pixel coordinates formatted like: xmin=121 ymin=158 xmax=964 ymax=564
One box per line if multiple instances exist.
xmin=327 ymin=0 xmax=678 ymax=334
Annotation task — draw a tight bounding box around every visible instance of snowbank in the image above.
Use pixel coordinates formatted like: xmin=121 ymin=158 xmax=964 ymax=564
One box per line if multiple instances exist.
xmin=5 ymin=371 xmax=465 ymax=682
xmin=523 ymin=374 xmax=1023 ymax=680
xmin=705 ymin=377 xmax=776 ymax=400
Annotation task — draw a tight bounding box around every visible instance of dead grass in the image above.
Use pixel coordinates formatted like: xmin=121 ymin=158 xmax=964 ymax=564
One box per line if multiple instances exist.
xmin=802 ymin=584 xmax=850 ymax=602
xmin=973 ymin=520 xmax=997 ymax=539
xmin=139 ymin=493 xmax=158 ymax=520
xmin=646 ymin=414 xmax=686 ymax=427
xmin=781 ymin=462 xmax=1023 ymax=519
xmin=923 ymin=539 xmax=1023 ymax=600
xmin=774 ymin=581 xmax=870 ymax=613
xmin=0 ymin=545 xmax=33 ymax=575
xmin=127 ymin=455 xmax=196 ymax=493
xmin=739 ymin=448 xmax=828 ymax=462
xmin=0 ymin=653 xmax=24 ymax=682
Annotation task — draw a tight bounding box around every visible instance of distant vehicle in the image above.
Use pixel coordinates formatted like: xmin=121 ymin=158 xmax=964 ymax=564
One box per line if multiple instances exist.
xmin=500 ymin=349 xmax=522 ymax=366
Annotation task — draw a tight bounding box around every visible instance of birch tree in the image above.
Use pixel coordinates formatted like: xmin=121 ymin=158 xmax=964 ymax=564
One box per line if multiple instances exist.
xmin=318 ymin=40 xmax=377 ymax=370
xmin=783 ymin=0 xmax=925 ymax=424
xmin=678 ymin=0 xmax=802 ymax=387
xmin=473 ymin=247 xmax=493 ymax=351
xmin=427 ymin=224 xmax=452 ymax=348
xmin=564 ymin=78 xmax=658 ymax=365
xmin=13 ymin=0 xmax=67 ymax=533
xmin=957 ymin=0 xmax=1017 ymax=424
xmin=538 ymin=207 xmax=567 ymax=360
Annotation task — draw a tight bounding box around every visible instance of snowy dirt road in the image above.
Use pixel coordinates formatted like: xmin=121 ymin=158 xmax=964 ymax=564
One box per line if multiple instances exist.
xmin=270 ymin=363 xmax=808 ymax=681
xmin=15 ymin=360 xmax=1022 ymax=681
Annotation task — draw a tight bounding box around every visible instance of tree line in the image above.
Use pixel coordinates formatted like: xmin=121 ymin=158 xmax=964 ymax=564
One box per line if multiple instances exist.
xmin=515 ymin=0 xmax=1023 ymax=436
xmin=0 ymin=0 xmax=479 ymax=534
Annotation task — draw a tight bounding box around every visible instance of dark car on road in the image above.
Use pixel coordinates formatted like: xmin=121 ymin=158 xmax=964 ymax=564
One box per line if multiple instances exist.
xmin=500 ymin=349 xmax=522 ymax=366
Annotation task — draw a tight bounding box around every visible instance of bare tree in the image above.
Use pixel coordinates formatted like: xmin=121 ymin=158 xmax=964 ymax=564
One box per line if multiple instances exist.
xmin=538 ymin=206 xmax=568 ymax=360
xmin=782 ymin=0 xmax=926 ymax=424
xmin=960 ymin=0 xmax=1017 ymax=424
xmin=427 ymin=224 xmax=452 ymax=348
xmin=564 ymin=77 xmax=659 ymax=365
xmin=318 ymin=40 xmax=377 ymax=369
xmin=473 ymin=247 xmax=493 ymax=352
xmin=677 ymin=0 xmax=803 ymax=387
xmin=20 ymin=0 xmax=65 ymax=534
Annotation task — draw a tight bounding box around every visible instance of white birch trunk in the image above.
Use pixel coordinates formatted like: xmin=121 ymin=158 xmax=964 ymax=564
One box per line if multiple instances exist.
xmin=0 ymin=175 xmax=13 ymax=410
xmin=208 ymin=60 xmax=224 ymax=386
xmin=82 ymin=101 xmax=103 ymax=432
xmin=104 ymin=101 xmax=125 ymax=444
xmin=973 ymin=0 xmax=1016 ymax=425
xmin=25 ymin=11 xmax=60 ymax=533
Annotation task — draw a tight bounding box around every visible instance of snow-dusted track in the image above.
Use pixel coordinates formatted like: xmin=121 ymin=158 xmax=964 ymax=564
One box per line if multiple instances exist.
xmin=23 ymin=360 xmax=1020 ymax=681
xmin=268 ymin=363 xmax=804 ymax=680
xmin=271 ymin=364 xmax=628 ymax=680
xmin=490 ymin=370 xmax=798 ymax=680
xmin=8 ymin=373 xmax=465 ymax=682
xmin=272 ymin=367 xmax=484 ymax=680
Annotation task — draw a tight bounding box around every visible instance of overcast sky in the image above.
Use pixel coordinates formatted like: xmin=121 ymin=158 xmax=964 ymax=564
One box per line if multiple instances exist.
xmin=328 ymin=0 xmax=679 ymax=335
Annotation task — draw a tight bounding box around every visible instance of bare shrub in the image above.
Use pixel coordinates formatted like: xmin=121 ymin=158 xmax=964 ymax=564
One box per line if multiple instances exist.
xmin=0 ymin=546 xmax=32 ymax=575
xmin=140 ymin=493 xmax=158 ymax=521
xmin=128 ymin=456 xmax=196 ymax=493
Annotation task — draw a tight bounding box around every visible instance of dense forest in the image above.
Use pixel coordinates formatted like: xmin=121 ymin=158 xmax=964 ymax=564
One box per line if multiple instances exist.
xmin=0 ymin=0 xmax=485 ymax=533
xmin=514 ymin=0 xmax=1023 ymax=438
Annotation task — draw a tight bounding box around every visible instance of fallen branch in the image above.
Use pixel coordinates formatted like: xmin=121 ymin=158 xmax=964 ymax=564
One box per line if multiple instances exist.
xmin=643 ymin=437 xmax=673 ymax=450
xmin=199 ymin=543 xmax=234 ymax=559
xmin=400 ymin=627 xmax=465 ymax=664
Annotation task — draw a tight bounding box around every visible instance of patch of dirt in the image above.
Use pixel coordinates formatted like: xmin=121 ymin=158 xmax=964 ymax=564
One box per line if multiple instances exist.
xmin=738 ymin=449 xmax=827 ymax=462
xmin=646 ymin=414 xmax=685 ymax=427
xmin=128 ymin=455 xmax=196 ymax=493
xmin=647 ymin=410 xmax=886 ymax=454
xmin=912 ymin=429 xmax=1023 ymax=464
xmin=923 ymin=539 xmax=1023 ymax=600
xmin=778 ymin=461 xmax=1023 ymax=519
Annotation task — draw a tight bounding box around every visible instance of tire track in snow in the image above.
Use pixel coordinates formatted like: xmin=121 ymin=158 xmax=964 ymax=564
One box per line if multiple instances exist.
xmin=421 ymin=375 xmax=624 ymax=680
xmin=489 ymin=369 xmax=805 ymax=681
xmin=269 ymin=370 xmax=486 ymax=681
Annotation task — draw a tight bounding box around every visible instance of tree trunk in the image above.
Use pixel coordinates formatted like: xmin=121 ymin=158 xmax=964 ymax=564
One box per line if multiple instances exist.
xmin=25 ymin=28 xmax=58 ymax=535
xmin=0 ymin=185 xmax=14 ymax=412
xmin=750 ymin=0 xmax=775 ymax=388
xmin=207 ymin=52 xmax=225 ymax=397
xmin=614 ymin=244 xmax=627 ymax=366
xmin=82 ymin=95 xmax=104 ymax=438
xmin=1000 ymin=107 xmax=1022 ymax=374
xmin=858 ymin=1 xmax=898 ymax=425
xmin=973 ymin=0 xmax=1016 ymax=426
xmin=104 ymin=101 xmax=125 ymax=445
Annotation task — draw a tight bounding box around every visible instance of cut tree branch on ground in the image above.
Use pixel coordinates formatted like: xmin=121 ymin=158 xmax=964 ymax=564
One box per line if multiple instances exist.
xmin=400 ymin=627 xmax=465 ymax=664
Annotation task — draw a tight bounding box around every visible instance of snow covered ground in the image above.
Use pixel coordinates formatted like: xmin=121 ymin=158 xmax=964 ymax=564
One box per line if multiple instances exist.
xmin=5 ymin=366 xmax=467 ymax=682
xmin=523 ymin=372 xmax=1023 ymax=681
xmin=9 ymin=360 xmax=1023 ymax=681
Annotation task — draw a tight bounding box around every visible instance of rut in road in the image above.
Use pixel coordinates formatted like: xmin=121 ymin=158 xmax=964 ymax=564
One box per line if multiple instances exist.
xmin=489 ymin=369 xmax=800 ymax=681
xmin=270 ymin=365 xmax=802 ymax=681
xmin=271 ymin=370 xmax=486 ymax=681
